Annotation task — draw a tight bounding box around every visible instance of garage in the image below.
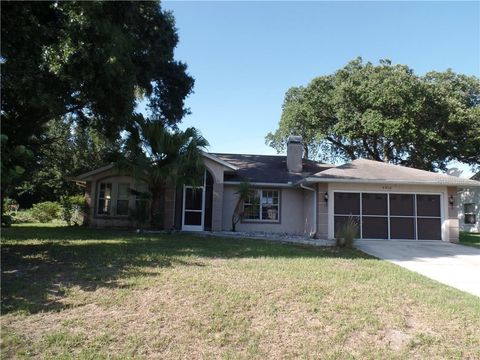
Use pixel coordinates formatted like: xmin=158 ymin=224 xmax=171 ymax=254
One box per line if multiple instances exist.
xmin=333 ymin=192 xmax=442 ymax=240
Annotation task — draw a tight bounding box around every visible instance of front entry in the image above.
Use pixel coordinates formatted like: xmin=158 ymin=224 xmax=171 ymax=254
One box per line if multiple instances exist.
xmin=182 ymin=186 xmax=204 ymax=231
xmin=181 ymin=170 xmax=214 ymax=232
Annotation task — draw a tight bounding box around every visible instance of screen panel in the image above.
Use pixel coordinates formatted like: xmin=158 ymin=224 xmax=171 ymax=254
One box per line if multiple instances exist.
xmin=334 ymin=193 xmax=360 ymax=215
xmin=362 ymin=193 xmax=388 ymax=215
xmin=390 ymin=194 xmax=414 ymax=216
xmin=362 ymin=216 xmax=388 ymax=239
xmin=416 ymin=195 xmax=441 ymax=217
xmin=390 ymin=217 xmax=415 ymax=240
xmin=417 ymin=218 xmax=442 ymax=240
xmin=334 ymin=216 xmax=360 ymax=238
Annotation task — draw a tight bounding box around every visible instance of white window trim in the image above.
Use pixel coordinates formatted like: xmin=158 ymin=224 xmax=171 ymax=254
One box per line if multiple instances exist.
xmin=97 ymin=182 xmax=113 ymax=216
xmin=182 ymin=172 xmax=206 ymax=231
xmin=464 ymin=203 xmax=477 ymax=225
xmin=115 ymin=183 xmax=131 ymax=217
xmin=242 ymin=189 xmax=280 ymax=223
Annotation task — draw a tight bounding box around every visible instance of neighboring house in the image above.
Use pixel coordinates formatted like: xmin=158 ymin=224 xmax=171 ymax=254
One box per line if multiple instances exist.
xmin=74 ymin=136 xmax=480 ymax=243
xmin=459 ymin=172 xmax=480 ymax=233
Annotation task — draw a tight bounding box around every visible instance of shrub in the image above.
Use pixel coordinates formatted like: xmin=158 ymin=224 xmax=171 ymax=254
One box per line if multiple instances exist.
xmin=11 ymin=210 xmax=36 ymax=224
xmin=1 ymin=214 xmax=13 ymax=227
xmin=336 ymin=216 xmax=359 ymax=248
xmin=3 ymin=197 xmax=19 ymax=213
xmin=129 ymin=191 xmax=150 ymax=231
xmin=61 ymin=195 xmax=86 ymax=226
xmin=31 ymin=201 xmax=62 ymax=223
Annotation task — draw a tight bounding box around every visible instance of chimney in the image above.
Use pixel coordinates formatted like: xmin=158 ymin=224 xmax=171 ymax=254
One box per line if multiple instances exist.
xmin=287 ymin=135 xmax=303 ymax=173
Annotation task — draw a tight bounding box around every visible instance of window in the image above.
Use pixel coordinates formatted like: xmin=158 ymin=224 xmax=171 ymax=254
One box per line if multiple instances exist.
xmin=96 ymin=180 xmax=148 ymax=217
xmin=116 ymin=184 xmax=130 ymax=216
xmin=243 ymin=189 xmax=279 ymax=222
xmin=464 ymin=203 xmax=476 ymax=225
xmin=97 ymin=183 xmax=112 ymax=215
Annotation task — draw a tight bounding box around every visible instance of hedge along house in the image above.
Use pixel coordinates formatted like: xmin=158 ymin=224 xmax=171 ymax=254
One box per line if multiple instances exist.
xmin=74 ymin=136 xmax=480 ymax=242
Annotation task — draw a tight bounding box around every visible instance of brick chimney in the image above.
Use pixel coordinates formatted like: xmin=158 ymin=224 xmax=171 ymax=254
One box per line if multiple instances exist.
xmin=287 ymin=136 xmax=303 ymax=173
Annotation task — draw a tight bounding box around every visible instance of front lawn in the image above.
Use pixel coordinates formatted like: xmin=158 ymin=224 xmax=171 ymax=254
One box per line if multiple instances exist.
xmin=460 ymin=231 xmax=480 ymax=248
xmin=2 ymin=226 xmax=479 ymax=359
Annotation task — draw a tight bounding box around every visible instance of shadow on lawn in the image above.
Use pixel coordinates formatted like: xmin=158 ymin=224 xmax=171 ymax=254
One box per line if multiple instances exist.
xmin=1 ymin=226 xmax=369 ymax=315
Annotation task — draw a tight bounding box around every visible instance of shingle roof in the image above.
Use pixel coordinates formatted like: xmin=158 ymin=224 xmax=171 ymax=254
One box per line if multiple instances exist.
xmin=305 ymin=158 xmax=480 ymax=187
xmin=211 ymin=153 xmax=333 ymax=184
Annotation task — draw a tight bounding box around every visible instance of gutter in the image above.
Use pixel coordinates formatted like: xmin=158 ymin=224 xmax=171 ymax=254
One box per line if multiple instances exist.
xmin=300 ymin=184 xmax=317 ymax=238
xmin=301 ymin=177 xmax=480 ymax=187
xmin=223 ymin=181 xmax=293 ymax=188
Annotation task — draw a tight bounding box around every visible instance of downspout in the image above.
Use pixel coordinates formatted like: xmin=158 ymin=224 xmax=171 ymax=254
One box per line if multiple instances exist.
xmin=300 ymin=184 xmax=317 ymax=238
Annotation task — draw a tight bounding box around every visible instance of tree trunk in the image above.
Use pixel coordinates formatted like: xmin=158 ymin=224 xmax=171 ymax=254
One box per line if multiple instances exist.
xmin=150 ymin=182 xmax=164 ymax=229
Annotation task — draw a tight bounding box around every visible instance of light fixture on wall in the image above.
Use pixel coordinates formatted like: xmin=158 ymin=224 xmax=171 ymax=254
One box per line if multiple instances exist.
xmin=448 ymin=194 xmax=454 ymax=206
xmin=324 ymin=192 xmax=329 ymax=203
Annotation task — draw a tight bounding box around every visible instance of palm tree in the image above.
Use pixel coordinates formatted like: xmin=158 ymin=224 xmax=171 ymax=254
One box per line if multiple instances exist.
xmin=120 ymin=116 xmax=209 ymax=228
xmin=231 ymin=181 xmax=252 ymax=231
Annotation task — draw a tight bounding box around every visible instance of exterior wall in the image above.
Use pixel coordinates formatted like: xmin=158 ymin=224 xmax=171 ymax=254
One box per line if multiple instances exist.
xmin=88 ymin=169 xmax=149 ymax=228
xmin=163 ymin=183 xmax=176 ymax=230
xmin=316 ymin=183 xmax=329 ymax=239
xmin=458 ymin=187 xmax=480 ymax=233
xmin=222 ymin=185 xmax=306 ymax=235
xmin=303 ymin=189 xmax=315 ymax=237
xmin=326 ymin=182 xmax=451 ymax=242
xmin=203 ymin=158 xmax=225 ymax=232
xmin=447 ymin=187 xmax=460 ymax=243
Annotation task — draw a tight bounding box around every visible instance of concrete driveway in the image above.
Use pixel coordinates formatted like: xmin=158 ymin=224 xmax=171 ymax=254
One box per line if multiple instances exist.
xmin=355 ymin=240 xmax=480 ymax=297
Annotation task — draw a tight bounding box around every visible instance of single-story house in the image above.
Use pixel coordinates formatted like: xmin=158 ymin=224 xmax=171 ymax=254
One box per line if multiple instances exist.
xmin=74 ymin=136 xmax=480 ymax=243
xmin=459 ymin=172 xmax=480 ymax=233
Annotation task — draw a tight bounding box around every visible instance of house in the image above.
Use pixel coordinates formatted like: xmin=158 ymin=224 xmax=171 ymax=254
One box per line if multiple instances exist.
xmin=459 ymin=172 xmax=480 ymax=233
xmin=74 ymin=136 xmax=480 ymax=242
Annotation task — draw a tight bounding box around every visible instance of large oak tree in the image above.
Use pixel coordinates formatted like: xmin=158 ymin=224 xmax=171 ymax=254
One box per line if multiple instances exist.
xmin=266 ymin=58 xmax=480 ymax=171
xmin=1 ymin=1 xmax=196 ymax=215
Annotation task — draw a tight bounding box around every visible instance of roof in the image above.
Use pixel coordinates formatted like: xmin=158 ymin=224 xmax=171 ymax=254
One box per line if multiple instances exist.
xmin=212 ymin=153 xmax=333 ymax=184
xmin=74 ymin=163 xmax=115 ymax=181
xmin=303 ymin=158 xmax=480 ymax=187
xmin=472 ymin=172 xmax=480 ymax=181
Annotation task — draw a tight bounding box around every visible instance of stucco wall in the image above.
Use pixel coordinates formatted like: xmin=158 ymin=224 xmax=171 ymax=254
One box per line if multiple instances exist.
xmin=87 ymin=169 xmax=149 ymax=228
xmin=303 ymin=189 xmax=315 ymax=237
xmin=326 ymin=182 xmax=451 ymax=242
xmin=447 ymin=187 xmax=460 ymax=243
xmin=203 ymin=158 xmax=226 ymax=232
xmin=222 ymin=185 xmax=306 ymax=234
xmin=316 ymin=183 xmax=329 ymax=239
xmin=458 ymin=187 xmax=480 ymax=233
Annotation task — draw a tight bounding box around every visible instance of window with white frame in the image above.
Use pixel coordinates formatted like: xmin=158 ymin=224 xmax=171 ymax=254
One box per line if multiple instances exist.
xmin=243 ymin=189 xmax=279 ymax=221
xmin=97 ymin=183 xmax=112 ymax=215
xmin=464 ymin=203 xmax=476 ymax=225
xmin=116 ymin=183 xmax=130 ymax=216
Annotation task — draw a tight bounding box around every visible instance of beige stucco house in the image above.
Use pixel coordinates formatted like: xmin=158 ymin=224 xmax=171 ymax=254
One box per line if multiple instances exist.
xmin=75 ymin=136 xmax=480 ymax=243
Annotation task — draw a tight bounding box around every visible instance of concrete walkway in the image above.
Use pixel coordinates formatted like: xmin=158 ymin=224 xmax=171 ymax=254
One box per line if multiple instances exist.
xmin=355 ymin=240 xmax=480 ymax=297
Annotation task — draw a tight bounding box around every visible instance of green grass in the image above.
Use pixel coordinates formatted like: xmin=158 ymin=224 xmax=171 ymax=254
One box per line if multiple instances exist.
xmin=2 ymin=225 xmax=480 ymax=359
xmin=460 ymin=231 xmax=480 ymax=248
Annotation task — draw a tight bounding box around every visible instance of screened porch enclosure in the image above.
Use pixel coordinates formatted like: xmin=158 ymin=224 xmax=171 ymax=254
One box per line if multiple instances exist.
xmin=333 ymin=192 xmax=442 ymax=240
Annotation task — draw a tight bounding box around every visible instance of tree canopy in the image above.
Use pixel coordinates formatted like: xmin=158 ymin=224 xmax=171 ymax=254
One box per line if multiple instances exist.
xmin=1 ymin=1 xmax=196 ymax=208
xmin=266 ymin=58 xmax=480 ymax=171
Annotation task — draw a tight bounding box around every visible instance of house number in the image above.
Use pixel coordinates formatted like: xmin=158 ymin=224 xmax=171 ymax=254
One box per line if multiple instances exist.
xmin=381 ymin=185 xmax=392 ymax=190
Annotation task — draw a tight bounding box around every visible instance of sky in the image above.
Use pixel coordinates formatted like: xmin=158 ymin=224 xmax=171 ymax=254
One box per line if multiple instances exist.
xmin=160 ymin=1 xmax=479 ymax=177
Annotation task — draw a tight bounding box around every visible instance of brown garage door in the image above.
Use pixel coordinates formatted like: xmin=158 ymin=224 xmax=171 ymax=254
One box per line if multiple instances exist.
xmin=333 ymin=192 xmax=442 ymax=240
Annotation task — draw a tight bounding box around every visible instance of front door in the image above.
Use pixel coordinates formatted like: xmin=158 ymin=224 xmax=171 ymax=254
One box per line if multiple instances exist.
xmin=182 ymin=185 xmax=204 ymax=231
